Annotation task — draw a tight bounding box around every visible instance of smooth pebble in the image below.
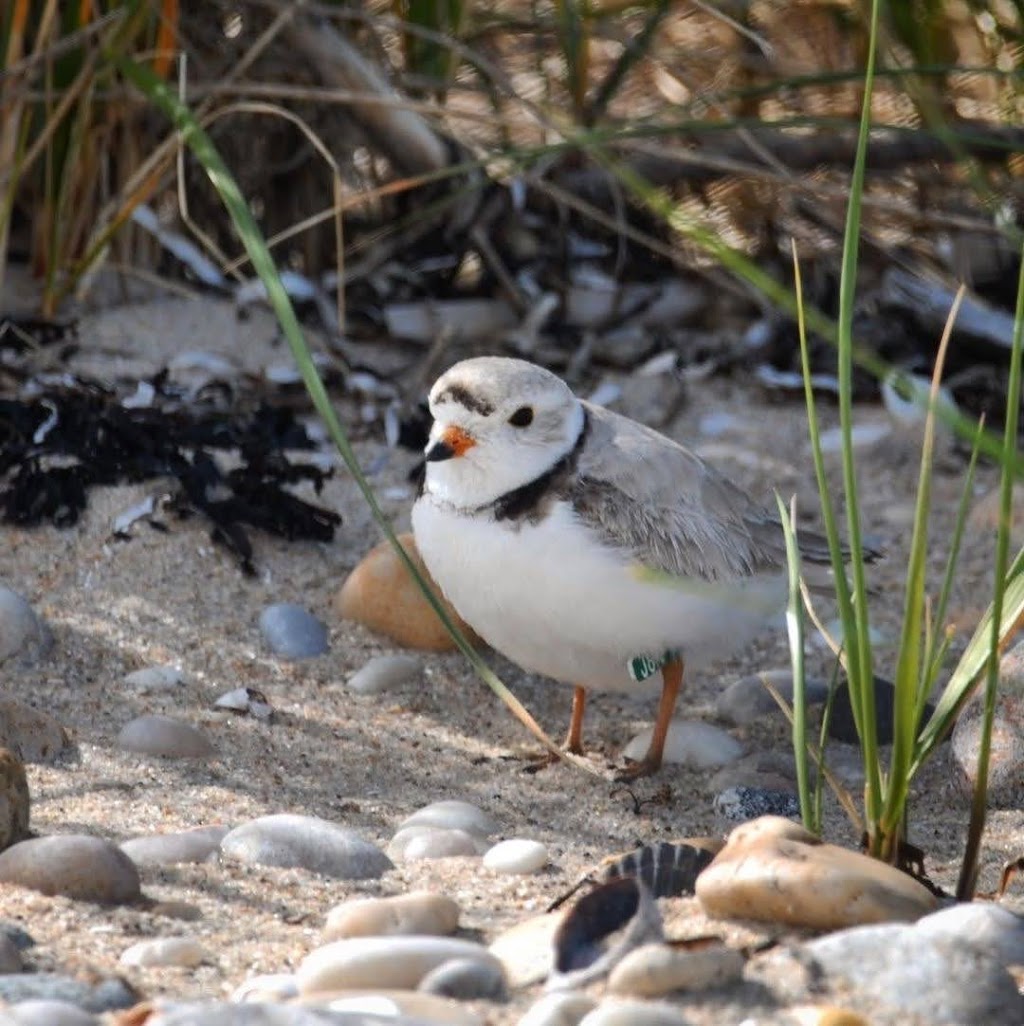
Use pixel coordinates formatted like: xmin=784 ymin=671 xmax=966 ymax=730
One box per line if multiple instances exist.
xmin=0 ymin=586 xmax=53 ymax=666
xmin=117 ymin=715 xmax=215 ymax=759
xmin=0 ymin=699 xmax=69 ymax=763
xmin=142 ymin=1003 xmax=410 ymax=1024
xmin=325 ymin=892 xmax=460 ymax=940
xmin=695 ymin=816 xmax=936 ymax=929
xmin=259 ymin=603 xmax=329 ymax=659
xmin=390 ymin=827 xmax=481 ymax=862
xmin=121 ymin=825 xmax=229 ymax=867
xmin=297 ymin=936 xmax=503 ymax=994
xmin=607 ymin=942 xmax=744 ymax=996
xmin=214 ymin=687 xmax=273 ymax=720
xmin=623 ymin=721 xmax=741 ymax=769
xmin=483 ymin=839 xmax=548 ymax=875
xmin=516 ymin=992 xmax=597 ymax=1026
xmin=397 ymin=799 xmax=498 ymax=839
xmin=913 ymin=902 xmax=1024 ymax=966
xmin=316 ymin=990 xmax=482 ymax=1024
xmin=488 ymin=912 xmax=561 ymax=987
xmin=119 ymin=936 xmax=209 ymax=968
xmin=951 ymin=690 xmax=1024 ymax=807
xmin=802 ymin=921 xmax=1024 ymax=1025
xmin=231 ymin=974 xmax=299 ymax=1003
xmin=0 ymin=933 xmax=22 ymax=972
xmin=122 ymin=665 xmax=186 ymax=693
xmin=716 ymin=670 xmax=829 ymax=726
xmin=0 ymin=747 xmax=30 ymax=850
xmin=347 ymin=654 xmax=421 ymax=695
xmin=418 ymin=956 xmax=508 ymax=1001
xmin=577 ymin=999 xmax=690 ymax=1025
xmin=0 ymin=834 xmax=141 ymax=904
xmin=335 ymin=533 xmax=474 ymax=651
xmin=221 ymin=814 xmax=392 ymax=880
xmin=5 ymin=1000 xmax=97 ymax=1025
xmin=0 ymin=973 xmax=138 ymax=1012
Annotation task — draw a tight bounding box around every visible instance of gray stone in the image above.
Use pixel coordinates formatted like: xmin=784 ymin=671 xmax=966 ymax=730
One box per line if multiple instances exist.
xmin=121 ymin=825 xmax=229 ymax=866
xmin=0 ymin=586 xmax=53 ymax=667
xmin=713 ymin=786 xmax=799 ymax=823
xmin=397 ymin=800 xmax=498 ymax=840
xmin=717 ymin=670 xmax=829 ymax=726
xmin=0 ymin=835 xmax=141 ymax=904
xmin=259 ymin=604 xmax=329 ymax=659
xmin=122 ymin=665 xmax=186 ymax=693
xmin=221 ymin=814 xmax=392 ymax=880
xmin=6 ymin=1000 xmax=97 ymax=1025
xmin=0 ymin=923 xmax=34 ymax=950
xmin=418 ymin=956 xmax=508 ymax=1001
xmin=951 ymin=691 xmax=1024 ymax=807
xmin=117 ymin=715 xmax=215 ymax=759
xmin=0 ymin=933 xmax=22 ymax=972
xmin=0 ymin=700 xmax=70 ymax=763
xmin=347 ymin=655 xmax=421 ymax=695
xmin=803 ymin=922 xmax=1024 ymax=1025
xmin=0 ymin=974 xmax=138 ymax=1013
xmin=914 ymin=903 xmax=1024 ymax=967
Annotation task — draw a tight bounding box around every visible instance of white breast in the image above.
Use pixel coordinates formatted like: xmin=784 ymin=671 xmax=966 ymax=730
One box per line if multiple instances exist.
xmin=411 ymin=496 xmax=785 ymax=692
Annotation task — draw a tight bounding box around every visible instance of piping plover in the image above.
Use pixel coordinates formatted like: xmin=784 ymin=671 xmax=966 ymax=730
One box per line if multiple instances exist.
xmin=412 ymin=356 xmax=838 ymax=778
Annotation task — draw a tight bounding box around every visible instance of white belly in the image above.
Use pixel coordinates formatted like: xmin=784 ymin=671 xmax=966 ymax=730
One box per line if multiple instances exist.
xmin=412 ymin=497 xmax=784 ymax=692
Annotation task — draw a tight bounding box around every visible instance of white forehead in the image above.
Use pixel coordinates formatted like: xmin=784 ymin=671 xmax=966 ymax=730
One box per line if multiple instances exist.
xmin=429 ymin=357 xmax=572 ymax=412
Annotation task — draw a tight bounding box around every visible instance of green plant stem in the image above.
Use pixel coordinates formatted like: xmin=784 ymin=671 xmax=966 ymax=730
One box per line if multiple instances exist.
xmin=956 ymin=249 xmax=1024 ymax=899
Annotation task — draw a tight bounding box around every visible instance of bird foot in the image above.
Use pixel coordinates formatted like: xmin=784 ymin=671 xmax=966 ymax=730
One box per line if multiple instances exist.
xmin=521 ymin=742 xmax=585 ymax=774
xmin=613 ymin=756 xmax=662 ymax=782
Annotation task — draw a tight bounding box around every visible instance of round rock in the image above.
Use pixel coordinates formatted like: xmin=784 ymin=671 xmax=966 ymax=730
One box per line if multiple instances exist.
xmin=607 ymin=942 xmax=744 ymax=996
xmin=117 ymin=715 xmax=214 ymax=759
xmin=623 ymin=720 xmax=742 ymax=769
xmin=717 ymin=670 xmax=829 ymax=726
xmin=913 ymin=902 xmax=1024 ymax=967
xmin=259 ymin=603 xmax=329 ymax=659
xmin=695 ymin=816 xmax=936 ymax=929
xmin=120 ymin=936 xmax=209 ymax=968
xmin=397 ymin=799 xmax=499 ymax=839
xmin=418 ymin=956 xmax=508 ymax=1001
xmin=517 ymin=992 xmax=597 ymax=1026
xmin=483 ymin=839 xmax=548 ymax=875
xmin=0 ymin=747 xmax=30 ymax=850
xmin=951 ymin=691 xmax=1024 ymax=807
xmin=121 ymin=825 xmax=229 ymax=867
xmin=221 ymin=814 xmax=392 ymax=880
xmin=324 ymin=891 xmax=460 ymax=940
xmin=5 ymin=1000 xmax=97 ymax=1025
xmin=347 ymin=654 xmax=421 ymax=695
xmin=297 ymin=936 xmax=504 ymax=994
xmin=0 ymin=835 xmax=141 ymax=904
xmin=122 ymin=665 xmax=186 ymax=693
xmin=0 ymin=699 xmax=70 ymax=763
xmin=335 ymin=533 xmax=475 ymax=651
xmin=389 ymin=827 xmax=482 ymax=861
xmin=0 ymin=586 xmax=53 ymax=666
xmin=0 ymin=973 xmax=139 ymax=1012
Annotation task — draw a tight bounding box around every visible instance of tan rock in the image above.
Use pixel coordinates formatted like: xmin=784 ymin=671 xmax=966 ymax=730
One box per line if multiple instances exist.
xmin=0 ymin=747 xmax=29 ymax=851
xmin=334 ymin=533 xmax=475 ymax=651
xmin=695 ymin=816 xmax=937 ymax=930
xmin=324 ymin=891 xmax=460 ymax=940
xmin=607 ymin=940 xmax=744 ymax=996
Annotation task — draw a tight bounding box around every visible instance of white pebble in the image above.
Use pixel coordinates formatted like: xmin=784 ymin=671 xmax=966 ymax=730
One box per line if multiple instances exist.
xmin=607 ymin=942 xmax=744 ymax=996
xmin=389 ymin=826 xmax=482 ymax=861
xmin=623 ymin=720 xmax=742 ymax=769
xmin=346 ymin=654 xmax=421 ymax=695
xmin=483 ymin=838 xmax=548 ymax=875
xmin=579 ymin=999 xmax=690 ymax=1026
xmin=122 ymin=666 xmax=186 ymax=693
xmin=297 ymin=935 xmax=503 ymax=994
xmin=397 ymin=799 xmax=498 ymax=839
xmin=517 ymin=993 xmax=597 ymax=1026
xmin=325 ymin=891 xmax=460 ymax=939
xmin=230 ymin=973 xmax=298 ymax=1003
xmin=119 ymin=936 xmax=209 ymax=968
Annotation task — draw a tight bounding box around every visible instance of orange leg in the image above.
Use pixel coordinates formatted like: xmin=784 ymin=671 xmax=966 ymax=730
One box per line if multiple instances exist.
xmin=523 ymin=685 xmax=588 ymax=772
xmin=563 ymin=685 xmax=587 ymax=754
xmin=616 ymin=657 xmax=684 ymax=781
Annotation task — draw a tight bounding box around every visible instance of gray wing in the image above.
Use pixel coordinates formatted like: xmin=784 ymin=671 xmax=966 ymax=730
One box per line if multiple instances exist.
xmin=571 ymin=402 xmax=829 ymax=582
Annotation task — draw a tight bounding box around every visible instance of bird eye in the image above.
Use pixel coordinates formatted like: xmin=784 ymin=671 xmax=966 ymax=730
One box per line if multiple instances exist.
xmin=508 ymin=406 xmax=534 ymax=427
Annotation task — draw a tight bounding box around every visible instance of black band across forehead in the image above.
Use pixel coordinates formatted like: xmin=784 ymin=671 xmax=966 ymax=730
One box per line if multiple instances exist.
xmin=434 ymin=383 xmax=494 ymax=417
